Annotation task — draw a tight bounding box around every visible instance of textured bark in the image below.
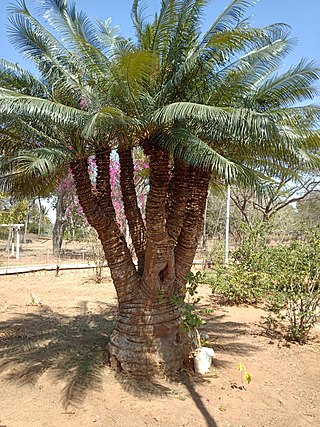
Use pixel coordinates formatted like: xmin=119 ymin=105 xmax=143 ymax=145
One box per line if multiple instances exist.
xmin=71 ymin=157 xmax=138 ymax=303
xmin=119 ymin=146 xmax=146 ymax=272
xmin=166 ymin=159 xmax=190 ymax=243
xmin=142 ymin=148 xmax=172 ymax=297
xmin=174 ymin=167 xmax=211 ymax=292
xmin=108 ymin=294 xmax=186 ymax=376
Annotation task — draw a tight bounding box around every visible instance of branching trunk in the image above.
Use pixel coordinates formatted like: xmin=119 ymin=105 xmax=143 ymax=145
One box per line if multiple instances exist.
xmin=142 ymin=148 xmax=172 ymax=298
xmin=71 ymin=156 xmax=138 ymax=303
xmin=166 ymin=159 xmax=190 ymax=242
xmin=71 ymin=147 xmax=211 ymax=377
xmin=174 ymin=166 xmax=211 ymax=292
xmin=119 ymin=146 xmax=146 ymax=272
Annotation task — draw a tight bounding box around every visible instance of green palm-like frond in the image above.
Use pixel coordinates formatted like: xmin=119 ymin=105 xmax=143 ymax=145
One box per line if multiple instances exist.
xmin=213 ymin=24 xmax=295 ymax=87
xmin=252 ymin=59 xmax=320 ymax=109
xmin=0 ymin=0 xmax=320 ymax=204
xmin=156 ymin=127 xmax=243 ymax=176
xmin=0 ymin=60 xmax=48 ymax=97
xmin=200 ymin=0 xmax=256 ymax=44
xmin=0 ymin=88 xmax=88 ymax=129
xmin=156 ymin=126 xmax=274 ymax=197
xmin=7 ymin=2 xmax=89 ymax=104
xmin=38 ymin=0 xmax=105 ymax=50
xmin=95 ymin=18 xmax=127 ymax=54
xmin=81 ymin=108 xmax=140 ymax=140
xmin=0 ymin=147 xmax=70 ymax=196
xmin=151 ymin=102 xmax=286 ymax=145
xmin=131 ymin=0 xmax=149 ymax=41
xmin=157 ymin=22 xmax=294 ymax=106
xmin=114 ymin=50 xmax=159 ymax=113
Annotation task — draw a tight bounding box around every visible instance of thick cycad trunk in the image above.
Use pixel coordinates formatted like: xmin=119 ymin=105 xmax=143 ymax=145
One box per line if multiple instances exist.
xmin=71 ymin=145 xmax=211 ymax=376
xmin=108 ymin=292 xmax=185 ymax=376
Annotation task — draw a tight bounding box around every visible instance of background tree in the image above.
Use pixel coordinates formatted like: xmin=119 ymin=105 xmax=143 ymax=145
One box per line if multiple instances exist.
xmin=0 ymin=0 xmax=320 ymax=377
xmin=296 ymin=191 xmax=320 ymax=230
xmin=230 ymin=172 xmax=320 ymax=224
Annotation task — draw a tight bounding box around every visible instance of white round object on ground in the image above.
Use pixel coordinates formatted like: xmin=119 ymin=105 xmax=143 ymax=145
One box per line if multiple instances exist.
xmin=194 ymin=347 xmax=215 ymax=374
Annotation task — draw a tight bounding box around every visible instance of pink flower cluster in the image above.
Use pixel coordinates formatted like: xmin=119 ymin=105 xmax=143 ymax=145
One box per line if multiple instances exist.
xmin=61 ymin=155 xmax=149 ymax=229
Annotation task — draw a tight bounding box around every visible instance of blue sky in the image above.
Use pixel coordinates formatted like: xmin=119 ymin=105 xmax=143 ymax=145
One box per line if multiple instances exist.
xmin=0 ymin=0 xmax=319 ymax=69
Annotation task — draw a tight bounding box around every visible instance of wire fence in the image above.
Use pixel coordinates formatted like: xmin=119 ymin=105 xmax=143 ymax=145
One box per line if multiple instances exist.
xmin=0 ymin=235 xmax=211 ymax=276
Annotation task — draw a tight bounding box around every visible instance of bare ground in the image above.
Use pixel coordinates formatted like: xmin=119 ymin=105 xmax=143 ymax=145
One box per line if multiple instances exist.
xmin=0 ymin=241 xmax=320 ymax=427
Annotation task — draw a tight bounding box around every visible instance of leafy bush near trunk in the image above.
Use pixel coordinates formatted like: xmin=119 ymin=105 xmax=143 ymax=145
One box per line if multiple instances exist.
xmin=171 ymin=271 xmax=214 ymax=349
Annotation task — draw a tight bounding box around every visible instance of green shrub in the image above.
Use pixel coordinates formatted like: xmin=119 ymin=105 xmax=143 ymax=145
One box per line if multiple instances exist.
xmin=206 ymin=222 xmax=271 ymax=304
xmin=233 ymin=221 xmax=270 ymax=271
xmin=206 ymin=265 xmax=268 ymax=304
xmin=171 ymin=271 xmax=213 ymax=349
xmin=264 ymin=229 xmax=320 ymax=343
xmin=207 ymin=240 xmax=225 ymax=267
xmin=207 ymin=224 xmax=320 ymax=343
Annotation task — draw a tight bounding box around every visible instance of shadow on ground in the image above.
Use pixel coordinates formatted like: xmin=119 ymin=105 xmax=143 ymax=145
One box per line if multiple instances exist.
xmin=0 ymin=299 xmax=262 ymax=427
xmin=0 ymin=302 xmax=116 ymax=408
xmin=114 ymin=370 xmax=220 ymax=427
xmin=198 ymin=307 xmax=262 ymax=370
xmin=113 ymin=307 xmax=262 ymax=427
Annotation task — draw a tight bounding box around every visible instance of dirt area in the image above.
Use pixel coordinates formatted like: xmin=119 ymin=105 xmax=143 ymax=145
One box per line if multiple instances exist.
xmin=0 ymin=266 xmax=319 ymax=427
xmin=0 ymin=235 xmax=93 ymax=269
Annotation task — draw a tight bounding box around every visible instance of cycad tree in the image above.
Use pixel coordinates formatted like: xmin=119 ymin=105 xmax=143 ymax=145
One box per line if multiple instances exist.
xmin=0 ymin=0 xmax=319 ymax=376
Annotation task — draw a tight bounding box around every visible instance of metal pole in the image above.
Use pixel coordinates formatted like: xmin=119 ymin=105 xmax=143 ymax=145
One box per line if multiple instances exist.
xmin=11 ymin=229 xmax=15 ymax=257
xmin=6 ymin=226 xmax=11 ymax=254
xmin=224 ymin=185 xmax=231 ymax=265
xmin=16 ymin=226 xmax=20 ymax=260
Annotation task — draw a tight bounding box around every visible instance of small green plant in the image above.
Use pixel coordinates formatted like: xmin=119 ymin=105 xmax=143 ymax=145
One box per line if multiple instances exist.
xmin=172 ymin=271 xmax=208 ymax=349
xmin=29 ymin=293 xmax=41 ymax=305
xmin=238 ymin=363 xmax=253 ymax=386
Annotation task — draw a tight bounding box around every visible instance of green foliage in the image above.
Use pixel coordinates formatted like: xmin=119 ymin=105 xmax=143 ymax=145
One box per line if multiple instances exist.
xmin=207 ymin=240 xmax=225 ymax=267
xmin=207 ymin=265 xmax=266 ymax=304
xmin=207 ymin=222 xmax=320 ymax=343
xmin=238 ymin=362 xmax=253 ymax=386
xmin=263 ymin=229 xmax=320 ymax=343
xmin=296 ymin=195 xmax=320 ymax=230
xmin=0 ymin=195 xmax=28 ymax=225
xmin=173 ymin=272 xmax=205 ymax=329
xmin=184 ymin=271 xmax=203 ymax=298
xmin=171 ymin=272 xmax=210 ymax=348
xmin=1 ymin=0 xmax=320 ymax=198
xmin=207 ymin=222 xmax=271 ymax=304
xmin=233 ymin=221 xmax=270 ymax=269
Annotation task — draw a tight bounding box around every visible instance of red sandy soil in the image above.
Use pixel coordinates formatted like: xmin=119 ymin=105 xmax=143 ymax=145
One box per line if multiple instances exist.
xmin=0 ymin=265 xmax=319 ymax=427
xmin=1 ymin=238 xmax=320 ymax=427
